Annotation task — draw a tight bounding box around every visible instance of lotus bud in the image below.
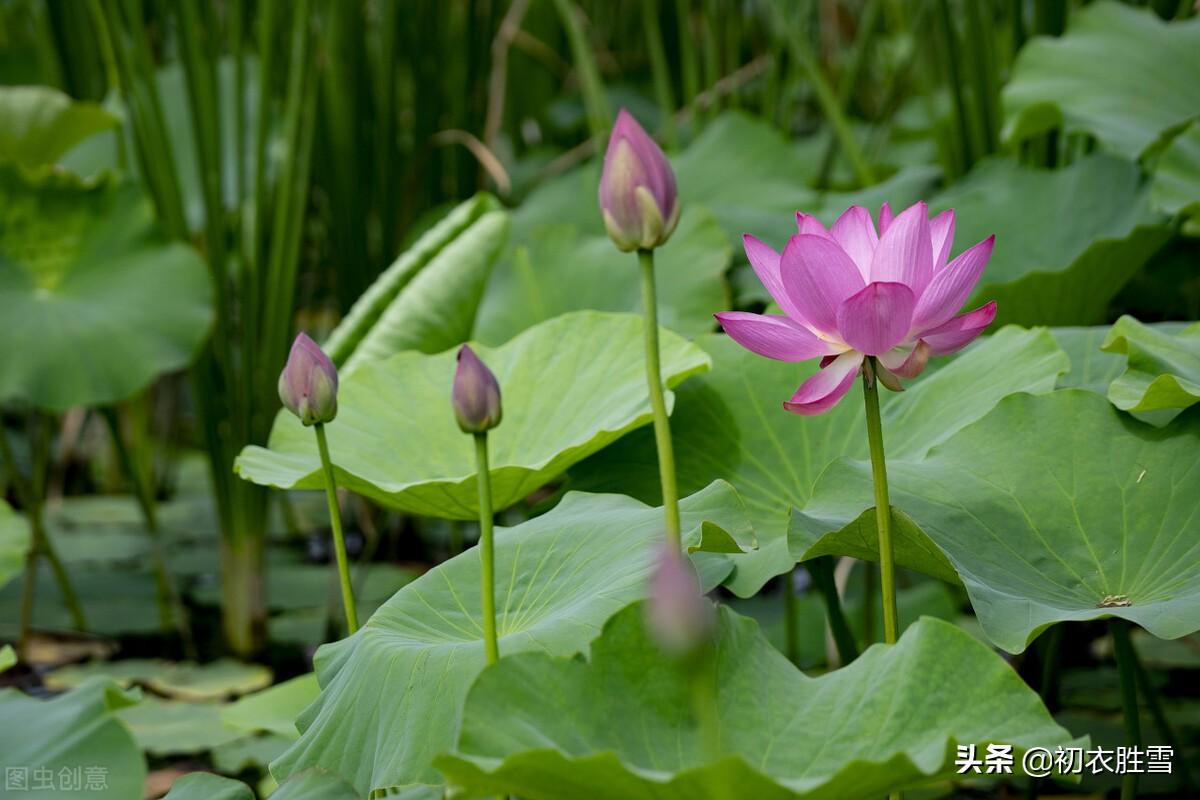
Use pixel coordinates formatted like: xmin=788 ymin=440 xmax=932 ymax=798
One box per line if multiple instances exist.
xmin=453 ymin=345 xmax=502 ymax=434
xmin=278 ymin=333 xmax=338 ymax=426
xmin=645 ymin=545 xmax=714 ymax=658
xmin=598 ymin=109 xmax=681 ymax=252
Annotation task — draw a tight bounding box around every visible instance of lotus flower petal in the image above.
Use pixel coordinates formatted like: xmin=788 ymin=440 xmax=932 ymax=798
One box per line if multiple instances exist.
xmin=930 ymin=209 xmax=956 ymax=271
xmin=795 ymin=212 xmax=831 ymax=238
xmin=831 ymin=205 xmax=878 ymax=280
xmin=878 ymin=341 xmax=931 ymax=379
xmin=714 ymin=312 xmax=837 ymax=362
xmin=921 ymin=302 xmax=998 ymax=355
xmin=742 ymin=235 xmax=807 ymax=322
xmin=783 ymin=351 xmax=863 ymax=415
xmin=870 ymin=201 xmax=932 ymax=294
xmin=912 ymin=235 xmax=995 ymax=332
xmin=878 ymin=202 xmax=894 ymax=234
xmin=836 ymin=282 xmax=916 ymax=356
xmin=780 ymin=234 xmax=865 ymax=334
xmin=598 ymin=109 xmax=679 ymax=251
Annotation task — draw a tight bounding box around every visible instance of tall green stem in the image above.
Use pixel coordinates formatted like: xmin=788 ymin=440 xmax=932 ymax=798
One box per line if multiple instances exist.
xmin=638 ymin=249 xmax=682 ymax=551
xmin=474 ymin=433 xmax=499 ymax=664
xmin=314 ymin=423 xmax=358 ymax=634
xmin=805 ymin=556 xmax=859 ymax=666
xmin=1111 ymin=619 xmax=1142 ymax=800
xmin=862 ymin=358 xmax=898 ymax=645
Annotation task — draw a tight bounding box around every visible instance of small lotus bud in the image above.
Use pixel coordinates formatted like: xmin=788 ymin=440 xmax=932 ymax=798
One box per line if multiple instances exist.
xmin=278 ymin=333 xmax=338 ymax=426
xmin=645 ymin=545 xmax=714 ymax=658
xmin=598 ymin=109 xmax=681 ymax=252
xmin=453 ymin=345 xmax=502 ymax=434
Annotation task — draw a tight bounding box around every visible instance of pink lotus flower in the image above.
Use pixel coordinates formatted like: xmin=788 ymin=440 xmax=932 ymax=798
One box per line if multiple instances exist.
xmin=716 ymin=202 xmax=996 ymax=415
xmin=598 ymin=109 xmax=680 ymax=252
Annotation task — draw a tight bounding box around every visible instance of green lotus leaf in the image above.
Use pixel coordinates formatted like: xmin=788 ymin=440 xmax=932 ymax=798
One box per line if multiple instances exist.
xmin=45 ymin=658 xmax=270 ymax=701
xmin=221 ymin=673 xmax=321 ymax=740
xmin=0 ymin=565 xmax=163 ymax=636
xmin=270 ymin=770 xmax=360 ymax=800
xmin=437 ymin=604 xmax=1078 ymax=800
xmin=474 ymin=206 xmax=731 ymax=344
xmin=0 ymin=85 xmax=118 ymax=170
xmin=236 ymin=311 xmax=711 ymax=519
xmin=1152 ymin=121 xmax=1200 ymax=220
xmin=0 ymin=168 xmax=213 ymax=409
xmin=1003 ymin=1 xmax=1200 ymax=159
xmin=574 ymin=326 xmax=1068 ymax=596
xmin=162 ymin=773 xmax=254 ymax=800
xmin=928 ymin=155 xmax=1169 ymax=327
xmin=270 ymin=482 xmax=751 ymax=798
xmin=117 ymin=696 xmax=244 ymax=756
xmin=1101 ymin=315 xmax=1200 ymax=423
xmin=0 ymin=678 xmax=145 ymax=799
xmin=0 ymin=499 xmax=30 ymax=591
xmin=791 ymin=390 xmax=1200 ymax=653
xmin=212 ymin=734 xmax=293 ymax=774
xmin=324 ymin=193 xmax=504 ymax=368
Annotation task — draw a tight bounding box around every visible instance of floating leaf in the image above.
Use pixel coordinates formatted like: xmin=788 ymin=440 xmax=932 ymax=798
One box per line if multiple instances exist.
xmin=1101 ymin=315 xmax=1200 ymax=423
xmin=574 ymin=326 xmax=1068 ymax=595
xmin=0 ymin=169 xmax=213 ymax=409
xmin=1003 ymin=1 xmax=1200 ymax=159
xmin=0 ymin=679 xmax=145 ymax=799
xmin=474 ymin=206 xmax=731 ymax=344
xmin=929 ymin=155 xmax=1169 ymax=327
xmin=162 ymin=772 xmax=254 ymax=800
xmin=221 ymin=674 xmax=321 ymax=740
xmin=212 ymin=734 xmax=293 ymax=773
xmin=0 ymin=499 xmax=29 ymax=591
xmin=0 ymin=85 xmax=118 ymax=169
xmin=46 ymin=658 xmax=270 ymax=701
xmin=791 ymin=390 xmax=1200 ymax=653
xmin=437 ymin=604 xmax=1076 ymax=800
xmin=237 ymin=312 xmax=710 ymax=519
xmin=270 ymin=483 xmax=750 ymax=797
xmin=117 ymin=696 xmax=244 ymax=755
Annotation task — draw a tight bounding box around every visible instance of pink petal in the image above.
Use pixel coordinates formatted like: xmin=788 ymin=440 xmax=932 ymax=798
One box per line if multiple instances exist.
xmin=783 ymin=351 xmax=863 ymax=415
xmin=795 ymin=212 xmax=831 ymax=238
xmin=930 ymin=209 xmax=956 ymax=271
xmin=831 ymin=205 xmax=878 ymax=280
xmin=742 ymin=235 xmax=806 ymax=322
xmin=921 ymin=302 xmax=998 ymax=355
xmin=714 ymin=312 xmax=835 ymax=362
xmin=878 ymin=341 xmax=931 ymax=379
xmin=878 ymin=202 xmax=894 ymax=234
xmin=870 ymin=201 xmax=932 ymax=294
xmin=835 ymin=281 xmax=916 ymax=356
xmin=911 ymin=235 xmax=995 ymax=332
xmin=780 ymin=234 xmax=865 ymax=335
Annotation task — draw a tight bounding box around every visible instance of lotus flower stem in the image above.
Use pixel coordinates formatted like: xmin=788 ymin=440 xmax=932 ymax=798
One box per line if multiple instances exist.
xmin=1111 ymin=619 xmax=1142 ymax=800
xmin=473 ymin=432 xmax=500 ymax=664
xmin=805 ymin=557 xmax=859 ymax=666
xmin=314 ymin=423 xmax=358 ymax=634
xmin=1 ymin=417 xmax=87 ymax=652
xmin=861 ymin=358 xmax=899 ymax=645
xmin=638 ymin=248 xmax=682 ymax=551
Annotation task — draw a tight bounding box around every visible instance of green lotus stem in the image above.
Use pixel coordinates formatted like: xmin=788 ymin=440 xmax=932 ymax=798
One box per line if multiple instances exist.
xmin=1 ymin=418 xmax=87 ymax=648
xmin=100 ymin=405 xmax=195 ymax=658
xmin=474 ymin=432 xmax=500 ymax=665
xmin=314 ymin=423 xmax=358 ymax=634
xmin=862 ymin=358 xmax=899 ymax=645
xmin=1111 ymin=619 xmax=1142 ymax=800
xmin=805 ymin=557 xmax=859 ymax=666
xmin=691 ymin=664 xmax=720 ymax=762
xmin=638 ymin=249 xmax=683 ymax=551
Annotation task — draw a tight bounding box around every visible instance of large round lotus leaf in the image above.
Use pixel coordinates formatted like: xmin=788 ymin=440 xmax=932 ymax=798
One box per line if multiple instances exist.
xmin=269 ymin=482 xmax=751 ymax=798
xmin=0 ymin=678 xmax=145 ymax=799
xmin=0 ymin=85 xmax=118 ymax=169
xmin=436 ymin=605 xmax=1077 ymax=800
xmin=574 ymin=326 xmax=1068 ymax=596
xmin=236 ymin=311 xmax=710 ymax=519
xmin=117 ymin=696 xmax=245 ymax=755
xmin=1101 ymin=315 xmax=1200 ymax=424
xmin=1003 ymin=1 xmax=1200 ymax=159
xmin=791 ymin=390 xmax=1200 ymax=653
xmin=162 ymin=773 xmax=254 ymax=800
xmin=928 ymin=154 xmax=1168 ymax=328
xmin=0 ymin=169 xmax=213 ymax=409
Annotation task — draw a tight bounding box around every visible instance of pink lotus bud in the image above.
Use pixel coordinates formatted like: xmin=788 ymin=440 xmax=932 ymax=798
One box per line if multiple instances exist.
xmin=452 ymin=345 xmax=502 ymax=434
xmin=278 ymin=333 xmax=338 ymax=426
xmin=598 ymin=109 xmax=681 ymax=252
xmin=645 ymin=545 xmax=714 ymax=657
